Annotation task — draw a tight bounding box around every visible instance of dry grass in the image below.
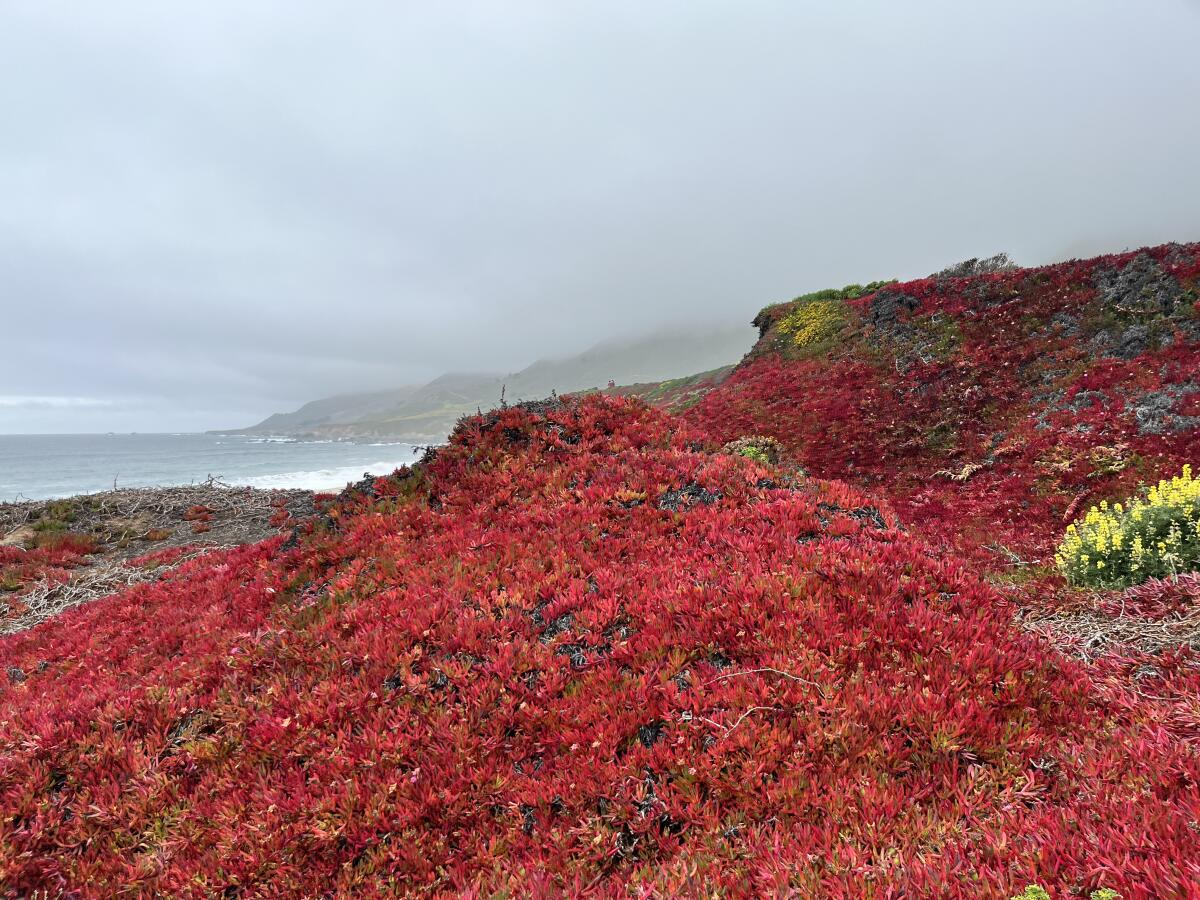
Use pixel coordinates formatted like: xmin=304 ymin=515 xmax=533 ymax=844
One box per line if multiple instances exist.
xmin=1018 ymin=604 xmax=1200 ymax=660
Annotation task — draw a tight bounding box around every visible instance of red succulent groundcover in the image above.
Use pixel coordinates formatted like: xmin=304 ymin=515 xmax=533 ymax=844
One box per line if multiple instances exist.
xmin=689 ymin=243 xmax=1200 ymax=566
xmin=3 ymin=244 xmax=1200 ymax=896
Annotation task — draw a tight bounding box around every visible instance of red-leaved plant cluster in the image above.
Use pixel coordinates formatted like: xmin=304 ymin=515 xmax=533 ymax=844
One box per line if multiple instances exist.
xmin=689 ymin=243 xmax=1200 ymax=567
xmin=2 ymin=243 xmax=1200 ymax=896
xmin=1 ymin=539 xmax=98 ymax=623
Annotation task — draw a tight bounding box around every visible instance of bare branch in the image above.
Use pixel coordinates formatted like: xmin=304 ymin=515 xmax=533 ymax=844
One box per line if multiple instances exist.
xmin=1 ymin=482 xmax=315 ymax=635
xmin=704 ymin=666 xmax=830 ymax=700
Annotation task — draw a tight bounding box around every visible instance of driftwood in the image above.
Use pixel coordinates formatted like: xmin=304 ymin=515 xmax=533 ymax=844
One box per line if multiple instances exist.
xmin=1018 ymin=605 xmax=1200 ymax=660
xmin=0 ymin=479 xmax=314 ymax=635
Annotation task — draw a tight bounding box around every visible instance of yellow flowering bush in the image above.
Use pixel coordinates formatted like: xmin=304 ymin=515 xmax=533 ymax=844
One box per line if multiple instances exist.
xmin=1010 ymin=888 xmax=1119 ymax=900
xmin=757 ymin=281 xmax=893 ymax=348
xmin=1057 ymin=465 xmax=1200 ymax=588
xmin=778 ymin=298 xmax=847 ymax=348
xmin=1011 ymin=887 xmax=1051 ymax=900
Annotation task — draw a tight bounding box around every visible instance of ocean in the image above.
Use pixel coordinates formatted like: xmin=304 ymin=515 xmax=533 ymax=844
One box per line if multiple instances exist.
xmin=0 ymin=433 xmax=424 ymax=501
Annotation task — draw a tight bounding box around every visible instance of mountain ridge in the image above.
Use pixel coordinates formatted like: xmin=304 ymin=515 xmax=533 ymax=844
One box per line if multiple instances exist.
xmin=229 ymin=325 xmax=754 ymax=442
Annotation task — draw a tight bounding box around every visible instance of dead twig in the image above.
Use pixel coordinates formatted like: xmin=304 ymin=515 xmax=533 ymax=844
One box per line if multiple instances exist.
xmin=725 ymin=706 xmax=780 ymax=736
xmin=680 ymin=704 xmax=783 ymax=739
xmin=932 ymin=462 xmax=985 ymax=483
xmin=985 ymin=543 xmax=1032 ymax=567
xmin=704 ymin=666 xmax=830 ymax=701
xmin=1020 ymin=607 xmax=1200 ymax=660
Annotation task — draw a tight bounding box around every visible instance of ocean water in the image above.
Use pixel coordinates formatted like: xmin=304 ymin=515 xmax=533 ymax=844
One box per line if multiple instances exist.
xmin=0 ymin=433 xmax=424 ymax=501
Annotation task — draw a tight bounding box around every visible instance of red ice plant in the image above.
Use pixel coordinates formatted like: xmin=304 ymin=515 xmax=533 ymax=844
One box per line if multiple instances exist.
xmin=4 ymin=244 xmax=1200 ymax=896
xmin=1 ymin=390 xmax=1199 ymax=896
xmin=687 ymin=243 xmax=1200 ymax=568
xmin=0 ymin=539 xmax=99 ymax=612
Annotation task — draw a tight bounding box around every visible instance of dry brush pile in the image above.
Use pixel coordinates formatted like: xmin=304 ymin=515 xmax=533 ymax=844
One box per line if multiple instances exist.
xmin=0 ymin=481 xmax=313 ymax=635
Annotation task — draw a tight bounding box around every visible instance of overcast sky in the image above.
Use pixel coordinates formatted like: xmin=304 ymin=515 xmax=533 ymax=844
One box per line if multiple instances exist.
xmin=3 ymin=1 xmax=1199 ymax=433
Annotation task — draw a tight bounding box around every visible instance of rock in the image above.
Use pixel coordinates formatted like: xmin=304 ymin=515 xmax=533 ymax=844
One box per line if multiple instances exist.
xmin=1094 ymin=252 xmax=1185 ymax=317
xmin=657 ymin=482 xmax=721 ymax=511
xmin=868 ymin=290 xmax=921 ymax=332
xmin=1115 ymin=323 xmax=1151 ymax=360
xmin=1130 ymin=388 xmax=1200 ymax=435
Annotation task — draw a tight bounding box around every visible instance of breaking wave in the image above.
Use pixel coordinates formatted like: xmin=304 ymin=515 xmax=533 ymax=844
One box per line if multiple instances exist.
xmin=237 ymin=460 xmax=413 ymax=492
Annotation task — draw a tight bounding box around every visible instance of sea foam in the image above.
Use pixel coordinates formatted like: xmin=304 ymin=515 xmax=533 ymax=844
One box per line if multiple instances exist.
xmin=237 ymin=460 xmax=414 ymax=492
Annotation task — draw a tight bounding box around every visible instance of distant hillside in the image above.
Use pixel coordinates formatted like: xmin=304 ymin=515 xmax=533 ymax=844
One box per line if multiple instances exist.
xmin=233 ymin=325 xmax=754 ymax=441
xmin=238 ymin=386 xmax=421 ymax=435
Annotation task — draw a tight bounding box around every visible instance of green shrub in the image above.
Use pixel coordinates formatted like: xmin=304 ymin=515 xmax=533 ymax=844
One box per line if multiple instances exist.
xmin=792 ymin=281 xmax=894 ymax=305
xmin=32 ymin=499 xmax=78 ymax=533
xmin=721 ymin=436 xmax=781 ymax=466
xmin=736 ymin=445 xmax=771 ymax=465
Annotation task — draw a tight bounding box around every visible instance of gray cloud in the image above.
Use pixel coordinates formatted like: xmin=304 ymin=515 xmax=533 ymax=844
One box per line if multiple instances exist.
xmin=3 ymin=0 xmax=1199 ymax=432
xmin=0 ymin=396 xmax=112 ymax=408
